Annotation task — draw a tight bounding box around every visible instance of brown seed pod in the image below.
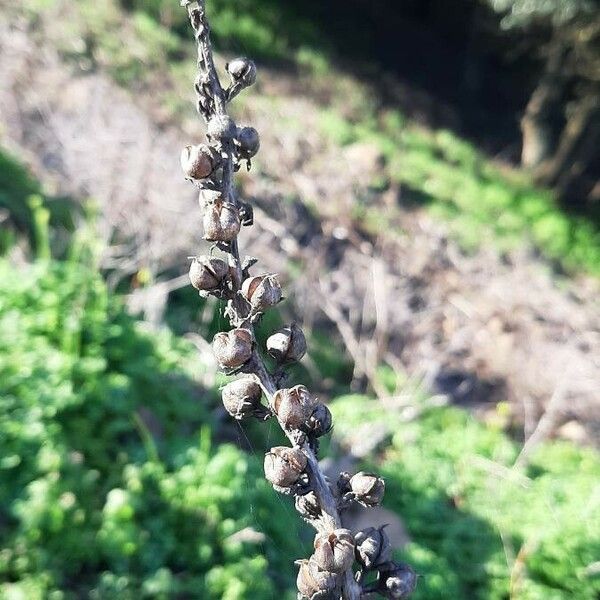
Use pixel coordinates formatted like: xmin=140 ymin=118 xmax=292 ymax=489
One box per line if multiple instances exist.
xmin=189 ymin=257 xmax=229 ymax=292
xmin=272 ymin=385 xmax=318 ymax=430
xmin=241 ymin=274 xmax=282 ymax=311
xmin=221 ymin=378 xmax=262 ymax=419
xmin=235 ymin=126 xmax=260 ymax=159
xmin=226 ymin=57 xmax=257 ymax=87
xmin=207 ymin=114 xmax=237 ymax=142
xmin=212 ymin=328 xmax=253 ymax=369
xmin=198 ymin=188 xmax=222 ymax=207
xmin=296 ymin=557 xmax=338 ymax=600
xmin=378 ymin=562 xmax=418 ymax=599
xmin=313 ymin=529 xmax=355 ymax=573
xmin=264 ymin=446 xmax=307 ymax=488
xmin=354 ymin=526 xmax=392 ymax=570
xmin=304 ymin=404 xmax=333 ymax=438
xmin=349 ymin=471 xmax=385 ymax=507
xmin=203 ymin=200 xmax=241 ymax=242
xmin=266 ymin=322 xmax=306 ymax=363
xmin=180 ymin=144 xmax=218 ymax=180
xmin=295 ymin=491 xmax=321 ymax=520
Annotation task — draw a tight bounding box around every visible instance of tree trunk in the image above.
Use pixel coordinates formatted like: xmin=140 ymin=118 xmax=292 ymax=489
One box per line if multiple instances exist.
xmin=537 ymin=93 xmax=599 ymax=192
xmin=520 ymin=40 xmax=566 ymax=169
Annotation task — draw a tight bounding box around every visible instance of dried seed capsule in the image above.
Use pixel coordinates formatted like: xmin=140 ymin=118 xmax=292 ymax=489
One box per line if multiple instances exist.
xmin=189 ymin=257 xmax=229 ymax=292
xmin=296 ymin=557 xmax=338 ymax=600
xmin=203 ymin=200 xmax=241 ymax=242
xmin=354 ymin=526 xmax=392 ymax=570
xmin=304 ymin=404 xmax=333 ymax=437
xmin=266 ymin=323 xmax=306 ymax=363
xmin=226 ymin=57 xmax=257 ymax=87
xmin=264 ymin=446 xmax=307 ymax=487
xmin=235 ymin=126 xmax=260 ymax=159
xmin=207 ymin=114 xmax=237 ymax=142
xmin=273 ymin=385 xmax=318 ymax=430
xmin=349 ymin=471 xmax=385 ymax=507
xmin=198 ymin=188 xmax=222 ymax=207
xmin=313 ymin=529 xmax=354 ymax=573
xmin=180 ymin=144 xmax=218 ymax=179
xmin=212 ymin=328 xmax=253 ymax=369
xmin=378 ymin=562 xmax=418 ymax=599
xmin=241 ymin=274 xmax=282 ymax=311
xmin=295 ymin=491 xmax=321 ymax=520
xmin=221 ymin=378 xmax=262 ymax=419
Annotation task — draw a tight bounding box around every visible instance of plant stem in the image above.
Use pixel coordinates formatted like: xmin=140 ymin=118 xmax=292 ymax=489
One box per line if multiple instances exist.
xmin=184 ymin=1 xmax=362 ymax=596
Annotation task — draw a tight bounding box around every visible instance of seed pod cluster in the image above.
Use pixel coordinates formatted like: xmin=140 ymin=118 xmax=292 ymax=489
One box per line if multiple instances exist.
xmin=378 ymin=562 xmax=418 ymax=599
xmin=212 ymin=328 xmax=253 ymax=370
xmin=207 ymin=114 xmax=237 ymax=142
xmin=350 ymin=471 xmax=386 ymax=507
xmin=189 ymin=256 xmax=228 ymax=293
xmin=296 ymin=557 xmax=338 ymax=600
xmin=226 ymin=57 xmax=257 ymax=88
xmin=221 ymin=378 xmax=262 ymax=419
xmin=241 ymin=273 xmax=282 ymax=312
xmin=180 ymin=144 xmax=219 ymax=180
xmin=313 ymin=529 xmax=354 ymax=573
xmin=203 ymin=199 xmax=240 ymax=242
xmin=354 ymin=526 xmax=392 ymax=570
xmin=304 ymin=403 xmax=333 ymax=437
xmin=267 ymin=322 xmax=306 ymax=363
xmin=295 ymin=491 xmax=321 ymax=520
xmin=264 ymin=446 xmax=307 ymax=488
xmin=273 ymin=385 xmax=318 ymax=430
xmin=180 ymin=4 xmax=415 ymax=595
xmin=235 ymin=126 xmax=260 ymax=160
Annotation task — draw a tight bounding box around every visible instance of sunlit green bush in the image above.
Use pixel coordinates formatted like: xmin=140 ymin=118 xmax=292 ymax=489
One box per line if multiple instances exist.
xmin=331 ymin=395 xmax=600 ymax=599
xmin=0 ymin=256 xmax=302 ymax=599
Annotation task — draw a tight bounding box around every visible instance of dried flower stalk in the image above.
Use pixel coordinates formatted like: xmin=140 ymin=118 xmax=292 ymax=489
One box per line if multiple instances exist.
xmin=179 ymin=2 xmax=417 ymax=597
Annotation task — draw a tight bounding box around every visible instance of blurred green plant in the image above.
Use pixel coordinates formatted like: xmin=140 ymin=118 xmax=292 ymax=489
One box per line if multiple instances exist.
xmin=0 ymin=149 xmax=78 ymax=257
xmin=319 ymin=110 xmax=600 ymax=275
xmin=330 ymin=395 xmax=600 ymax=600
xmin=0 ymin=249 xmax=302 ymax=598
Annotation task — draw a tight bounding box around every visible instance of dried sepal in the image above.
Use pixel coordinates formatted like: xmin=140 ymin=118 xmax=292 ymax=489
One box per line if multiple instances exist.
xmin=304 ymin=404 xmax=333 ymax=438
xmin=189 ymin=256 xmax=229 ymax=292
xmin=264 ymin=446 xmax=307 ymax=488
xmin=207 ymin=114 xmax=237 ymax=142
xmin=296 ymin=557 xmax=338 ymax=600
xmin=354 ymin=526 xmax=392 ymax=570
xmin=180 ymin=144 xmax=219 ymax=180
xmin=198 ymin=188 xmax=222 ymax=207
xmin=212 ymin=328 xmax=253 ymax=369
xmin=221 ymin=378 xmax=263 ymax=419
xmin=313 ymin=529 xmax=354 ymax=573
xmin=349 ymin=471 xmax=385 ymax=507
xmin=295 ymin=491 xmax=321 ymax=521
xmin=241 ymin=273 xmax=282 ymax=312
xmin=377 ymin=562 xmax=418 ymax=599
xmin=203 ymin=199 xmax=241 ymax=242
xmin=267 ymin=322 xmax=307 ymax=363
xmin=273 ymin=385 xmax=318 ymax=430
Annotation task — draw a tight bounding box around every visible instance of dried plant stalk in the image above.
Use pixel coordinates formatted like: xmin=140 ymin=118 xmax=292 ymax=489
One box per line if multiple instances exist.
xmin=179 ymin=2 xmax=417 ymax=598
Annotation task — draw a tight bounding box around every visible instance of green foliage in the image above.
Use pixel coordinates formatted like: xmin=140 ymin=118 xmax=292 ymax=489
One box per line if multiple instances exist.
xmin=0 ymin=256 xmax=302 ymax=598
xmin=486 ymin=0 xmax=597 ymax=28
xmin=319 ymin=111 xmax=600 ymax=275
xmin=330 ymin=396 xmax=600 ymax=599
xmin=0 ymin=149 xmax=78 ymax=256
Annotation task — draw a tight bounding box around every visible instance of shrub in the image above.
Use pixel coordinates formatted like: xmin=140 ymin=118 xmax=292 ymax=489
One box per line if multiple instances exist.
xmin=0 ymin=256 xmax=302 ymax=598
xmin=330 ymin=396 xmax=600 ymax=599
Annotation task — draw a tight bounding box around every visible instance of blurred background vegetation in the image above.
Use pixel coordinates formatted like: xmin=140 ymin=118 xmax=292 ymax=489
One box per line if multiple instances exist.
xmin=1 ymin=0 xmax=599 ymax=598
